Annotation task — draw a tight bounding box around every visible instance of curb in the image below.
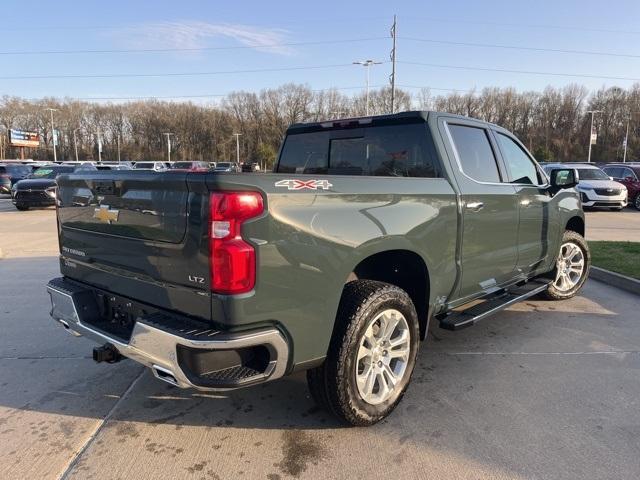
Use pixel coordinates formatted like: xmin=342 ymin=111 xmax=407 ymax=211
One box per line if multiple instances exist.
xmin=590 ymin=266 xmax=640 ymax=296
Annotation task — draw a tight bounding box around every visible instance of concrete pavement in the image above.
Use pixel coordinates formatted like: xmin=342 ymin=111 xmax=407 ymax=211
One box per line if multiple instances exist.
xmin=1 ymin=200 xmax=639 ymax=480
xmin=585 ymin=209 xmax=640 ymax=241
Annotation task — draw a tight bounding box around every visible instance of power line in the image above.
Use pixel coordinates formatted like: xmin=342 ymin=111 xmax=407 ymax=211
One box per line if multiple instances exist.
xmin=0 ymin=62 xmax=388 ymax=80
xmin=401 ymin=36 xmax=640 ymax=60
xmin=399 ymin=61 xmax=640 ymax=82
xmin=406 ymin=16 xmax=640 ymax=36
xmin=0 ymin=37 xmax=388 ymax=56
xmin=47 ymin=85 xmax=390 ymax=101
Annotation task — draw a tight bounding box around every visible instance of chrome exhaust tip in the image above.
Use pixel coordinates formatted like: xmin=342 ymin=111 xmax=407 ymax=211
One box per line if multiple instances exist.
xmin=152 ymin=365 xmax=179 ymax=386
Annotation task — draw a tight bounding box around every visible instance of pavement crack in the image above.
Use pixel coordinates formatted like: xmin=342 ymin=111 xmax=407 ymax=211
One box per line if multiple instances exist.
xmin=57 ymin=368 xmax=146 ymax=480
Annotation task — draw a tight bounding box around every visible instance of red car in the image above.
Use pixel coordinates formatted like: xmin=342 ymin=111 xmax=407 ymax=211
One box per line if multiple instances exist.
xmin=602 ymin=163 xmax=640 ymax=210
xmin=169 ymin=161 xmax=210 ymax=172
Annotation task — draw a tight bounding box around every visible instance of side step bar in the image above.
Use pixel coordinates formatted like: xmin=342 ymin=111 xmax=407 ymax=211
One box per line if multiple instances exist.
xmin=438 ymin=280 xmax=551 ymax=331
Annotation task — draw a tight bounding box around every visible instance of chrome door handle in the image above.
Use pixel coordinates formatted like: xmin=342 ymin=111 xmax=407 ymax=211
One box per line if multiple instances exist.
xmin=465 ymin=201 xmax=484 ymax=212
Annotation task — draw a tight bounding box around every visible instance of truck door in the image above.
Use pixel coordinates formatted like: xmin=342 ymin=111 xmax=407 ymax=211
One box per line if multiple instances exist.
xmin=493 ymin=130 xmax=557 ymax=275
xmin=440 ymin=119 xmax=519 ymax=301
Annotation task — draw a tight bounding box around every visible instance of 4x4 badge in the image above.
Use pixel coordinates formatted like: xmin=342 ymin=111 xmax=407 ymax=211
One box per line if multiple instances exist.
xmin=275 ymin=179 xmax=333 ymax=191
xmin=93 ymin=205 xmax=119 ymax=224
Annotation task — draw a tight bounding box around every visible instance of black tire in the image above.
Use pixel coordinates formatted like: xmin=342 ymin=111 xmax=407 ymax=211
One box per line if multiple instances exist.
xmin=15 ymin=204 xmax=29 ymax=211
xmin=634 ymin=193 xmax=640 ymax=211
xmin=542 ymin=230 xmax=590 ymax=300
xmin=306 ymin=280 xmax=420 ymax=426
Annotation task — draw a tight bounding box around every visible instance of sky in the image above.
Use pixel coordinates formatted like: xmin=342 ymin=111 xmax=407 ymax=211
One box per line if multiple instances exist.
xmin=1 ymin=0 xmax=640 ymax=103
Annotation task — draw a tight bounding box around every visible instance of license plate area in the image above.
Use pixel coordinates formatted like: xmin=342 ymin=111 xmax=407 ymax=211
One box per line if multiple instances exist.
xmin=87 ymin=290 xmax=159 ymax=343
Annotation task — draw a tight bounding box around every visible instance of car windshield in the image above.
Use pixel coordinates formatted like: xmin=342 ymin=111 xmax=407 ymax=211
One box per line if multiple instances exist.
xmin=576 ymin=168 xmax=609 ymax=180
xmin=172 ymin=162 xmax=193 ymax=168
xmin=2 ymin=165 xmax=32 ymax=176
xmin=27 ymin=166 xmax=75 ymax=179
xmin=217 ymin=162 xmax=231 ymax=168
xmin=135 ymin=162 xmax=154 ymax=169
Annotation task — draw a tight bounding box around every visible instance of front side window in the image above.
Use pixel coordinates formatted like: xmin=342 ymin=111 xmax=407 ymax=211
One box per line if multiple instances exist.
xmin=496 ymin=133 xmax=541 ymax=185
xmin=277 ymin=123 xmax=439 ymax=178
xmin=448 ymin=124 xmax=501 ymax=183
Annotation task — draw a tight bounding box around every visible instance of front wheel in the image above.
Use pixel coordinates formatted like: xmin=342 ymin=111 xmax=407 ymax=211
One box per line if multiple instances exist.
xmin=543 ymin=230 xmax=590 ymax=300
xmin=307 ymin=280 xmax=420 ymax=426
xmin=15 ymin=204 xmax=29 ymax=211
xmin=634 ymin=193 xmax=640 ymax=211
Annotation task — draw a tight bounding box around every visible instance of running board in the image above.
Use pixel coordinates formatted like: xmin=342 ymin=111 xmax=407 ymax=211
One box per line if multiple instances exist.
xmin=438 ymin=280 xmax=550 ymax=331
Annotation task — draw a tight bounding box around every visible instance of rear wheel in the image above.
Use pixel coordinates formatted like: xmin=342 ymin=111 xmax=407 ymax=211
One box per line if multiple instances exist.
xmin=307 ymin=280 xmax=420 ymax=426
xmin=634 ymin=193 xmax=640 ymax=211
xmin=543 ymin=230 xmax=590 ymax=300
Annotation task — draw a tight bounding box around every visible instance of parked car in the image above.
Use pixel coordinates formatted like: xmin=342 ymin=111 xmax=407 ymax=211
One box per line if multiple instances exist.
xmin=602 ymin=163 xmax=640 ymax=210
xmin=47 ymin=111 xmax=589 ymax=426
xmin=213 ymin=162 xmax=241 ymax=173
xmin=169 ymin=161 xmax=210 ymax=172
xmin=132 ymin=161 xmax=170 ymax=172
xmin=241 ymin=162 xmax=261 ymax=172
xmin=11 ymin=164 xmax=80 ymax=210
xmin=96 ymin=164 xmax=132 ymax=170
xmin=0 ymin=164 xmax=33 ymax=194
xmin=542 ymin=163 xmax=627 ymax=210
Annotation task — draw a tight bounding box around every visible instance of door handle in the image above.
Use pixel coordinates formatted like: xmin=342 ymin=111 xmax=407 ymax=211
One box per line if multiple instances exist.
xmin=465 ymin=201 xmax=484 ymax=212
xmin=520 ymin=199 xmax=532 ymax=207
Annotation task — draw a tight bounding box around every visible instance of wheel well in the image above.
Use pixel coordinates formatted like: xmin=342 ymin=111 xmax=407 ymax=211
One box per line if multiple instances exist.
xmin=349 ymin=250 xmax=430 ymax=340
xmin=566 ymin=216 xmax=585 ymax=237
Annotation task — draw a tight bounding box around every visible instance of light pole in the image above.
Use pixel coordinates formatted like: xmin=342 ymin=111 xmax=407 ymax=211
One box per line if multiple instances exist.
xmin=73 ymin=128 xmax=80 ymax=162
xmin=45 ymin=108 xmax=58 ymax=162
xmin=233 ymin=133 xmax=242 ymax=165
xmin=163 ymin=132 xmax=174 ymax=163
xmin=586 ymin=110 xmax=602 ymax=163
xmin=623 ymin=112 xmax=640 ymax=163
xmin=117 ymin=134 xmax=121 ymax=163
xmin=96 ymin=127 xmax=102 ymax=163
xmin=353 ymin=60 xmax=382 ymax=116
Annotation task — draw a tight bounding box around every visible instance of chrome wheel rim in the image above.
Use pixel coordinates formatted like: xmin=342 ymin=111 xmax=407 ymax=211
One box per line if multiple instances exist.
xmin=554 ymin=242 xmax=585 ymax=292
xmin=355 ymin=309 xmax=411 ymax=405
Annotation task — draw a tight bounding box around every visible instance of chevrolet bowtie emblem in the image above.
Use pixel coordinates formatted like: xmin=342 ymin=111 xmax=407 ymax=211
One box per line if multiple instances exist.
xmin=93 ymin=205 xmax=119 ymax=224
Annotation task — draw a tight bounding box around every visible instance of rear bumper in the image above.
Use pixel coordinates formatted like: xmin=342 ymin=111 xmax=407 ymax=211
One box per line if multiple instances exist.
xmin=46 ymin=277 xmax=289 ymax=390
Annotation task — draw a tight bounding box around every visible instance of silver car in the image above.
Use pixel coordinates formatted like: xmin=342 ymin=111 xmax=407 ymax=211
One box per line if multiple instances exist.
xmin=543 ymin=163 xmax=627 ymax=210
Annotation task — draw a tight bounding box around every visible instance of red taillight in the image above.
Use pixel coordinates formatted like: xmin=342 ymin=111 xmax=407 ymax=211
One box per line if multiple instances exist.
xmin=209 ymin=191 xmax=263 ymax=294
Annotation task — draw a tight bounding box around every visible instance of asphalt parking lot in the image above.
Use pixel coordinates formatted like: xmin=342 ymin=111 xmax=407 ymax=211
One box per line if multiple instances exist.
xmin=1 ymin=198 xmax=639 ymax=480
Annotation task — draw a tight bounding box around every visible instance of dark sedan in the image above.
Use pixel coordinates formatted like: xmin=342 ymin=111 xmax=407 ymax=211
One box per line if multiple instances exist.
xmin=11 ymin=165 xmax=76 ymax=210
xmin=0 ymin=164 xmax=33 ymax=194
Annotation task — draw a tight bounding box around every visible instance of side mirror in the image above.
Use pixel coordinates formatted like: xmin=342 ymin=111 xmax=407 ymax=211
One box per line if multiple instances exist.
xmin=549 ymin=168 xmax=579 ymax=190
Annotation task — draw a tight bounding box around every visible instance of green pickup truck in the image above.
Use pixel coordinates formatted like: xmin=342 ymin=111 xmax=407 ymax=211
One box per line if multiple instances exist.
xmin=47 ymin=111 xmax=589 ymax=426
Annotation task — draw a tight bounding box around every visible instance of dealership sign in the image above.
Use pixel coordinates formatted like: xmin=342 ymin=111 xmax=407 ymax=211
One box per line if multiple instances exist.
xmin=9 ymin=129 xmax=40 ymax=148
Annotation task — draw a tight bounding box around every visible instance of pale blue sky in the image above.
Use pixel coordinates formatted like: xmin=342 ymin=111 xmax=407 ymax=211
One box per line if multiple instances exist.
xmin=2 ymin=0 xmax=639 ymax=102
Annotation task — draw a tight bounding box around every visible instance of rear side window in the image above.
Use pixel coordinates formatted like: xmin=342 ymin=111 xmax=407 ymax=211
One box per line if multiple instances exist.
xmin=277 ymin=123 xmax=440 ymax=177
xmin=496 ymin=133 xmax=542 ymax=185
xmin=448 ymin=124 xmax=501 ymax=183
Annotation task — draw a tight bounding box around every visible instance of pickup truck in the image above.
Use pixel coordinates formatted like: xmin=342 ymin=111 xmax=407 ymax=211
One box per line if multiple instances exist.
xmin=46 ymin=111 xmax=589 ymax=426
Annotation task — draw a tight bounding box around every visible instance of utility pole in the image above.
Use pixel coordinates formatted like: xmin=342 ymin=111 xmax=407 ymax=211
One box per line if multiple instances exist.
xmin=73 ymin=128 xmax=80 ymax=162
xmin=97 ymin=127 xmax=102 ymax=163
xmin=623 ymin=112 xmax=640 ymax=163
xmin=353 ymin=59 xmax=382 ymax=116
xmin=233 ymin=133 xmax=242 ymax=165
xmin=117 ymin=134 xmax=121 ymax=163
xmin=586 ymin=110 xmax=602 ymax=163
xmin=163 ymin=132 xmax=174 ymax=163
xmin=45 ymin=108 xmax=58 ymax=162
xmin=389 ymin=14 xmax=397 ymax=114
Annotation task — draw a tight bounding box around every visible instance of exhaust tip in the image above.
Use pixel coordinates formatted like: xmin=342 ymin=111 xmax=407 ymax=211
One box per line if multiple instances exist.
xmin=152 ymin=365 xmax=179 ymax=386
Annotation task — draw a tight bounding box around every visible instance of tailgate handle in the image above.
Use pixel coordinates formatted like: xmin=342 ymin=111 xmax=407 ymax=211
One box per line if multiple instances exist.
xmin=94 ymin=181 xmax=115 ymax=195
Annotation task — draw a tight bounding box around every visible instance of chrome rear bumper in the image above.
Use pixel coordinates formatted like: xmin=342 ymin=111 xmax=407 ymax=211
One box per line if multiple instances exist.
xmin=46 ymin=277 xmax=289 ymax=390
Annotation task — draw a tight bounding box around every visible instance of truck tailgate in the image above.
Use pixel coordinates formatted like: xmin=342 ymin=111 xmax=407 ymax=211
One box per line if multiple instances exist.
xmin=56 ymin=171 xmax=211 ymax=321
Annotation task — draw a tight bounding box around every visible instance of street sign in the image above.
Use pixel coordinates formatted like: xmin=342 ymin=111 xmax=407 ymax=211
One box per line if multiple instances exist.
xmin=9 ymin=129 xmax=40 ymax=148
xmin=590 ymin=132 xmax=597 ymax=145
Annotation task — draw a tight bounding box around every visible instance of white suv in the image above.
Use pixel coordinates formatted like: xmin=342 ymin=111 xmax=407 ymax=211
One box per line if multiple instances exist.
xmin=543 ymin=163 xmax=627 ymax=210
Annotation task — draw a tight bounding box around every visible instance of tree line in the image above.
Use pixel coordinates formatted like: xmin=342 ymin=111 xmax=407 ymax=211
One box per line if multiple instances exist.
xmin=1 ymin=83 xmax=639 ymax=168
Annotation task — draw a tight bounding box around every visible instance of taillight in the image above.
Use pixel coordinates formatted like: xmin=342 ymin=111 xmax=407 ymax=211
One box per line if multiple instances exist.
xmin=209 ymin=191 xmax=263 ymax=294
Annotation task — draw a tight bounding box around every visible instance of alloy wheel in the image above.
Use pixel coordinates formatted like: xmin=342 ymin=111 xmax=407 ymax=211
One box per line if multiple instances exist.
xmin=554 ymin=242 xmax=585 ymax=292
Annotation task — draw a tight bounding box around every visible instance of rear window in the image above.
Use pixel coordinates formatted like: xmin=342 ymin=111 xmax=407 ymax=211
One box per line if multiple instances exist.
xmin=276 ymin=123 xmax=440 ymax=177
xmin=217 ymin=162 xmax=231 ymax=168
xmin=134 ymin=162 xmax=154 ymax=169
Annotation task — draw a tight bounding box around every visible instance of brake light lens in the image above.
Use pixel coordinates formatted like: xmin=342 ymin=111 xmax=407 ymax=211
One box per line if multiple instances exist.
xmin=209 ymin=192 xmax=263 ymax=294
